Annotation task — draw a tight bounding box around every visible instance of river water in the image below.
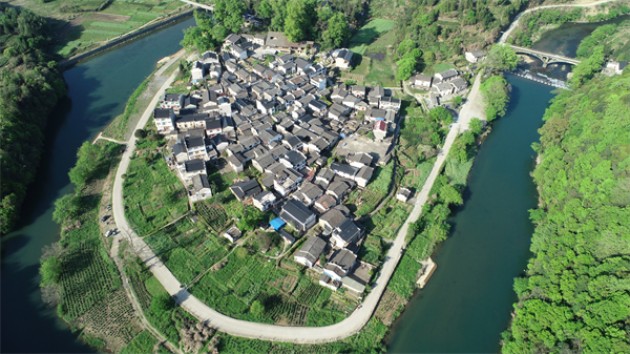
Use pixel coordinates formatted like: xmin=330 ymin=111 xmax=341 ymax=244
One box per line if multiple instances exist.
xmin=0 ymin=18 xmax=193 ymax=353
xmin=386 ymin=76 xmax=554 ymax=353
xmin=386 ymin=16 xmax=630 ymax=352
xmin=524 ymin=15 xmax=630 ymax=80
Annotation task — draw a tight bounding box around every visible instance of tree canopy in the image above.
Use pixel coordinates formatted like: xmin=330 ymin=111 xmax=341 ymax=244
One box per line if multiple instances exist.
xmin=480 ymin=75 xmax=510 ymax=121
xmin=0 ymin=4 xmax=66 ymax=235
xmin=502 ymin=71 xmax=630 ymax=354
xmin=484 ymin=44 xmax=519 ymax=74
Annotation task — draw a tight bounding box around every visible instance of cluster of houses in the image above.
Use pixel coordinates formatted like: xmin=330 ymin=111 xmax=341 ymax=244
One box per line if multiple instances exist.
xmin=152 ymin=32 xmax=404 ymax=295
xmin=411 ymin=68 xmax=469 ymax=101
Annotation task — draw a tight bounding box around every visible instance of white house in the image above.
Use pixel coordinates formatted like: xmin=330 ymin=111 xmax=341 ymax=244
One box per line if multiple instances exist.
xmin=153 ymin=108 xmax=175 ymax=133
xmin=252 ymin=191 xmax=277 ymax=211
xmin=332 ymin=48 xmax=354 ymax=69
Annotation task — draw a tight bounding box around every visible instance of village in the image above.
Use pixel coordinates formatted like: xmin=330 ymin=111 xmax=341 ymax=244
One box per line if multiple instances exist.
xmin=149 ymin=29 xmax=477 ymax=298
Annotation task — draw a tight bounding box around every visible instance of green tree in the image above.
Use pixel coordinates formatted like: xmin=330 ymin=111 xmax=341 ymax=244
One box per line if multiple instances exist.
xmin=322 ymin=13 xmax=349 ymax=49
xmin=396 ymin=49 xmax=423 ymax=81
xmin=439 ymin=184 xmax=463 ymax=206
xmin=569 ymin=45 xmax=605 ymax=87
xmin=468 ymin=118 xmax=484 ymax=136
xmin=284 ymin=0 xmax=316 ymax=42
xmin=52 ymin=194 xmax=80 ymax=224
xmin=235 ymin=206 xmax=266 ymax=232
xmin=213 ymin=0 xmax=246 ymax=34
xmin=40 ymin=256 xmax=61 ymax=285
xmin=484 ymin=44 xmax=518 ymax=74
xmin=250 ymin=300 xmax=265 ymax=318
xmin=68 ymin=142 xmax=99 ymax=187
xmin=480 ymin=75 xmax=509 ymax=121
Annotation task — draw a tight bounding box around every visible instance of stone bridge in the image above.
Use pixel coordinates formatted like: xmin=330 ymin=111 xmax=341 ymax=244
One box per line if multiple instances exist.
xmin=508 ymin=44 xmax=581 ymax=68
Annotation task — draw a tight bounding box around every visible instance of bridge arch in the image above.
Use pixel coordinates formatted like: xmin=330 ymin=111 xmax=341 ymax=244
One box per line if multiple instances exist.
xmin=514 ymin=51 xmax=546 ymax=65
xmin=545 ymin=60 xmax=577 ymax=67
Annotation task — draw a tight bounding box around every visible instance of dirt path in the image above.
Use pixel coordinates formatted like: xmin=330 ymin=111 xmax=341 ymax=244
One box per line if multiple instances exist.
xmin=93 ymin=132 xmax=126 ymax=145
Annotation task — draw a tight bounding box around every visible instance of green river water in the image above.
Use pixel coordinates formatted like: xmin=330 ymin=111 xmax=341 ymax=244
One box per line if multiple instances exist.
xmin=387 ymin=76 xmax=554 ymax=353
xmin=0 ymin=18 xmax=194 ymax=353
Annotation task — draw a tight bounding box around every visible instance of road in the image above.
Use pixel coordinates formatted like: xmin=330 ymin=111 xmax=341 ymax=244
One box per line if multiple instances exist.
xmin=499 ymin=0 xmax=621 ymax=43
xmin=457 ymin=74 xmax=485 ymax=129
xmin=110 ymin=59 xmax=470 ymax=343
xmin=179 ymin=0 xmax=214 ymax=11
xmin=93 ymin=132 xmax=126 ymax=145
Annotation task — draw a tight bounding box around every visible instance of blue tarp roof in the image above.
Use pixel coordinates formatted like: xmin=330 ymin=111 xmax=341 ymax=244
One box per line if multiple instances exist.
xmin=269 ymin=217 xmax=286 ymax=231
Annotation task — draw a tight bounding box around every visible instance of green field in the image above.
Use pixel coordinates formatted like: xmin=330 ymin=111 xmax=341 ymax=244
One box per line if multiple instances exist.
xmin=121 ymin=331 xmax=158 ymax=354
xmin=189 ymin=249 xmax=354 ymax=326
xmin=343 ymin=19 xmax=398 ymax=86
xmin=123 ymin=137 xmax=189 ymax=235
xmin=6 ymin=0 xmax=186 ymax=57
xmin=348 ymin=19 xmax=396 ymax=55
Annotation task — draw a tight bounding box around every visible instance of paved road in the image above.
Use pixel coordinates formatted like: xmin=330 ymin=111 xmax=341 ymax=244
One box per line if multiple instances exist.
xmin=499 ymin=0 xmax=621 ymax=43
xmin=111 ymin=58 xmax=470 ymax=343
xmin=457 ymin=74 xmax=485 ymax=129
xmin=179 ymin=0 xmax=214 ymax=11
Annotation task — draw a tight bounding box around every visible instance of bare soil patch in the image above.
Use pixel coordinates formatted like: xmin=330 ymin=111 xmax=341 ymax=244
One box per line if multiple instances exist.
xmin=375 ymin=290 xmax=406 ymax=326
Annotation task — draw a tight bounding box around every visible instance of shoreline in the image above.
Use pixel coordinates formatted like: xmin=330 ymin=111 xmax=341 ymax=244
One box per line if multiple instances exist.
xmin=59 ymin=9 xmax=193 ymax=70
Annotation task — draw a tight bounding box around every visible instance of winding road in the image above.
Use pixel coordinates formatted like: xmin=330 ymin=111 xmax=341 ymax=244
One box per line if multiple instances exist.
xmin=111 ymin=68 xmax=474 ymax=344
xmin=109 ymin=0 xmax=613 ymax=343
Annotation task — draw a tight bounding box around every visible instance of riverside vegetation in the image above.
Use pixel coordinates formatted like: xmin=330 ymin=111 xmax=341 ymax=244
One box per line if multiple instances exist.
xmin=7 ymin=0 xmax=187 ymax=57
xmin=502 ymin=71 xmax=630 ymax=354
xmin=502 ymin=21 xmax=630 ymax=352
xmin=39 ymin=141 xmax=141 ymax=351
xmin=0 ymin=4 xmax=66 ymax=235
xmin=507 ymin=3 xmax=630 ymax=47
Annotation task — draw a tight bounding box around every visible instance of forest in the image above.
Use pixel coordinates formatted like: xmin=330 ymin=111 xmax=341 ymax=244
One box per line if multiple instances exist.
xmin=182 ymin=0 xmax=365 ymax=53
xmin=372 ymin=0 xmax=528 ymax=79
xmin=0 ymin=4 xmax=66 ymax=235
xmin=502 ymin=71 xmax=630 ymax=353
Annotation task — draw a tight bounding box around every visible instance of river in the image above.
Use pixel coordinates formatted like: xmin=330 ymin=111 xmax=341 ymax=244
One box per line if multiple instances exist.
xmin=386 ymin=15 xmax=629 ymax=352
xmin=387 ymin=75 xmax=554 ymax=353
xmin=523 ymin=14 xmax=630 ymax=80
xmin=0 ymin=18 xmax=193 ymax=353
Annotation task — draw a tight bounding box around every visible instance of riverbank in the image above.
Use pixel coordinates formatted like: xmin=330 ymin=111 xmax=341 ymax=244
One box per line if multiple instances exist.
xmin=387 ymin=74 xmax=554 ymax=353
xmin=60 ymin=9 xmax=193 ymax=69
xmin=0 ymin=18 xmax=194 ymax=353
xmin=503 ymin=0 xmax=629 ymax=45
xmin=101 ymin=49 xmax=186 ymax=141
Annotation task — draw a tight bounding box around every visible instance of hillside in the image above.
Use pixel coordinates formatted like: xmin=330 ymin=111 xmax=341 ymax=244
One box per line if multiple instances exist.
xmin=502 ymin=71 xmax=630 ymax=353
xmin=0 ymin=4 xmax=66 ymax=235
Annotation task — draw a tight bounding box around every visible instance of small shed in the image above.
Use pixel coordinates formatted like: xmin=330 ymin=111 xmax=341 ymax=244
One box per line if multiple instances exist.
xmin=269 ymin=217 xmax=286 ymax=231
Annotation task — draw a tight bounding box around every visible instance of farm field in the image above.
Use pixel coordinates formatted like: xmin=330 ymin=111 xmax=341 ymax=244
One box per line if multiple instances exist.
xmin=5 ymin=0 xmax=187 ymax=57
xmin=343 ymin=19 xmax=398 ymax=87
xmin=189 ymin=249 xmax=355 ymax=326
xmin=123 ymin=137 xmax=189 ymax=235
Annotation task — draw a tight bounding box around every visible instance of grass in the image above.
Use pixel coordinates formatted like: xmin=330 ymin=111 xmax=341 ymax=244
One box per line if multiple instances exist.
xmin=347 ymin=161 xmax=394 ymax=217
xmin=348 ymin=19 xmax=396 ymax=55
xmin=188 ymin=250 xmax=352 ymax=326
xmin=11 ymin=0 xmax=187 ymax=57
xmin=121 ymin=331 xmax=158 ymax=354
xmin=344 ymin=19 xmax=398 ymax=87
xmin=44 ymin=141 xmax=141 ymax=351
xmin=428 ymin=62 xmax=456 ymax=75
xmin=123 ymin=137 xmax=188 ymax=235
